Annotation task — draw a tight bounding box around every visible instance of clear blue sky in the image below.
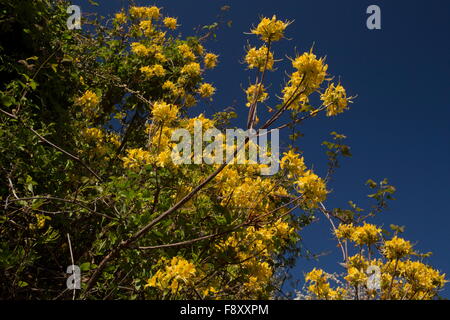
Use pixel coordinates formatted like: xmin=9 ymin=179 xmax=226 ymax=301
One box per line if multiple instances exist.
xmin=74 ymin=0 xmax=450 ymax=297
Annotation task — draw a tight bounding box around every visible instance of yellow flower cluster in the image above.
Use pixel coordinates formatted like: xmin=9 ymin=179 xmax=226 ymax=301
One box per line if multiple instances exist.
xmin=131 ymin=42 xmax=151 ymax=56
xmin=245 ymin=84 xmax=268 ymax=107
xmin=311 ymin=220 xmax=447 ymax=299
xmin=130 ymin=6 xmax=160 ymax=20
xmin=219 ymin=219 xmax=294 ymax=259
xmin=163 ymin=17 xmax=177 ymax=30
xmin=81 ymin=127 xmax=103 ymax=141
xmin=292 ymin=51 xmax=328 ymax=93
xmin=75 ymin=90 xmax=100 ymax=115
xmin=181 ymin=114 xmax=216 ymax=133
xmin=80 ymin=127 xmax=120 ymax=157
xmin=139 ymin=20 xmax=153 ymax=36
xmin=280 ymin=149 xmax=306 ymax=179
xmin=344 ymin=267 xmax=367 ymax=285
xmin=204 ymin=53 xmax=218 ymax=69
xmin=197 ymin=83 xmax=216 ymax=98
xmin=295 ymin=170 xmax=327 ymax=208
xmin=243 ymin=260 xmax=273 ymax=291
xmin=335 ymin=223 xmax=381 ymax=246
xmin=251 ymin=15 xmax=289 ymax=42
xmin=245 ymin=46 xmax=274 ymax=72
xmin=140 ymin=65 xmax=166 ymax=78
xmin=382 ymin=236 xmax=413 ymax=260
xmin=351 ymin=223 xmax=382 ymax=246
xmin=122 ymin=148 xmax=152 ymax=169
xmin=151 ymin=101 xmax=179 ymax=123
xmin=280 ymin=51 xmax=327 ymax=110
xmin=162 ymin=80 xmax=184 ymax=96
xmin=145 ymin=257 xmax=196 ymax=294
xmin=29 ymin=213 xmax=50 ymax=230
xmin=145 ymin=125 xmax=178 ymax=168
xmin=216 ymin=218 xmax=294 ymax=294
xmin=397 ymin=260 xmax=446 ymax=294
xmin=334 ymin=223 xmax=355 ymax=240
xmin=181 ymin=62 xmax=201 ymax=77
xmin=216 ymin=166 xmax=286 ymax=216
xmin=114 ymin=12 xmax=127 ymax=24
xmin=305 ymin=268 xmax=346 ymax=300
xmin=321 ymin=83 xmax=350 ymax=116
xmin=347 ymin=254 xmax=370 ymax=270
xmin=178 ymin=43 xmax=196 ymax=61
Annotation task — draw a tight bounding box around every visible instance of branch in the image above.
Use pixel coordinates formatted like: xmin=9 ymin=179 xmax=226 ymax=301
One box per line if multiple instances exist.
xmin=6 ymin=196 xmax=114 ymax=220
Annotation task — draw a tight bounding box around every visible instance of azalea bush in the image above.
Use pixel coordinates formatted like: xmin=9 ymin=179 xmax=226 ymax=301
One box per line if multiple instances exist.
xmin=0 ymin=0 xmax=445 ymax=300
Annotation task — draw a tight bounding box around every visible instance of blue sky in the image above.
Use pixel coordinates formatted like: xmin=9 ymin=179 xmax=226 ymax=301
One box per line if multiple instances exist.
xmin=74 ymin=0 xmax=450 ymax=297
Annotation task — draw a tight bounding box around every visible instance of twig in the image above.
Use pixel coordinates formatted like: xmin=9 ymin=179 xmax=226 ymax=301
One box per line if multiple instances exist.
xmin=67 ymin=233 xmax=76 ymax=300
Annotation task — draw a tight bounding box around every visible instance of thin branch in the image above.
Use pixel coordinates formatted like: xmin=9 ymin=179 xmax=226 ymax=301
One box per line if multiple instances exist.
xmin=66 ymin=233 xmax=76 ymax=300
xmin=6 ymin=196 xmax=114 ymax=220
xmin=319 ymin=202 xmax=347 ymax=262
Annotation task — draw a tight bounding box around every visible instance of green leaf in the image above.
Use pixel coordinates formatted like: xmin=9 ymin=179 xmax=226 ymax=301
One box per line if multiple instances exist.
xmin=80 ymin=262 xmax=92 ymax=272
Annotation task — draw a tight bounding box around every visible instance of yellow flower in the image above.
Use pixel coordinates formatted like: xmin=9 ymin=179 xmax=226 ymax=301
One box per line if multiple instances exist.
xmin=347 ymin=254 xmax=369 ymax=270
xmin=81 ymin=127 xmax=104 ymax=141
xmin=130 ymin=6 xmax=160 ymax=20
xmin=306 ymin=268 xmax=326 ymax=282
xmin=272 ymin=219 xmax=295 ymax=238
xmin=345 ymin=267 xmax=367 ymax=285
xmin=162 ymin=80 xmax=176 ymax=91
xmin=140 ymin=65 xmax=166 ymax=78
xmin=139 ymin=20 xmax=153 ymax=36
xmin=295 ymin=170 xmax=327 ymax=208
xmin=131 ymin=42 xmax=151 ymax=56
xmin=152 ymin=101 xmax=179 ymax=123
xmin=108 ymin=133 xmax=121 ymax=148
xmin=204 ymin=53 xmax=218 ymax=69
xmin=114 ymin=12 xmax=127 ymax=24
xmin=75 ymin=90 xmax=100 ymax=114
xmin=245 ymin=46 xmax=274 ymax=71
xmin=351 ymin=223 xmax=381 ymax=246
xmin=291 ymin=50 xmax=328 ymax=93
xmin=383 ymin=236 xmax=413 ymax=260
xmin=245 ymin=84 xmax=268 ymax=107
xmin=399 ymin=260 xmax=446 ymax=292
xmin=198 ymin=83 xmax=216 ymax=98
xmin=280 ymin=149 xmax=306 ymax=178
xmin=122 ymin=148 xmax=152 ymax=169
xmin=162 ymin=81 xmax=184 ymax=96
xmin=251 ymin=15 xmax=289 ymax=42
xmin=305 ymin=268 xmax=339 ymax=299
xmin=163 ymin=17 xmax=178 ymax=30
xmin=145 ymin=257 xmax=197 ymax=294
xmin=181 ymin=62 xmax=201 ymax=77
xmin=335 ymin=223 xmax=355 ymax=240
xmin=178 ymin=44 xmax=196 ymax=61
xmin=321 ymin=83 xmax=351 ymax=116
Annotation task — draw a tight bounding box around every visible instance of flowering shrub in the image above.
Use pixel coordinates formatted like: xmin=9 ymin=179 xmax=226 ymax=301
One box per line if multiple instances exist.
xmin=302 ymin=223 xmax=446 ymax=300
xmin=0 ymin=1 xmax=445 ymax=300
